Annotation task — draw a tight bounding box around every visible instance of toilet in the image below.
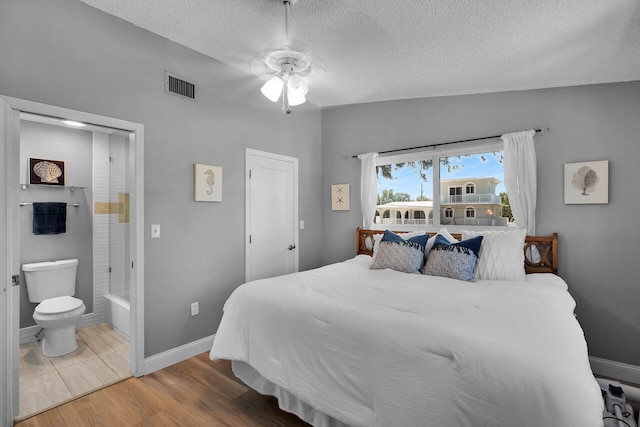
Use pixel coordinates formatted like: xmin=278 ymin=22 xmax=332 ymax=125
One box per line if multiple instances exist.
xmin=22 ymin=259 xmax=86 ymax=357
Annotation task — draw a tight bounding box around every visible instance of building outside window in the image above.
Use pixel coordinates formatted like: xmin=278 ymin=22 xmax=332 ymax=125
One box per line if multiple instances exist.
xmin=375 ymin=143 xmax=511 ymax=227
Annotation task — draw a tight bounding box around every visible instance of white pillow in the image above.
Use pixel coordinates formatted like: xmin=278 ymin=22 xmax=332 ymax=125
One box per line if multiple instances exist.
xmin=372 ymin=231 xmax=426 ymax=261
xmin=462 ymin=229 xmax=527 ymax=281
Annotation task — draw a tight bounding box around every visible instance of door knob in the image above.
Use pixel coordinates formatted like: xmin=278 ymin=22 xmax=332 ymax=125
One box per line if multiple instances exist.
xmin=288 ymin=244 xmax=296 ymax=250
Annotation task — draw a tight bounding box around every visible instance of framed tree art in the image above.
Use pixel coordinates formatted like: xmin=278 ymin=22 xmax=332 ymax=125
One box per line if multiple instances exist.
xmin=564 ymin=160 xmax=608 ymax=204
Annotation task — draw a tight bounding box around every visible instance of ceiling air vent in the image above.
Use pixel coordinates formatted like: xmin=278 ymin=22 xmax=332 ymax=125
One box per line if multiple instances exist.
xmin=165 ymin=71 xmax=196 ymax=101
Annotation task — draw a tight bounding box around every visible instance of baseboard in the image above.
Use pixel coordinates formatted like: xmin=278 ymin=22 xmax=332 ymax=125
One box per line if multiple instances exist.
xmin=143 ymin=334 xmax=215 ymax=375
xmin=76 ymin=312 xmax=105 ymax=331
xmin=590 ymin=356 xmax=640 ymax=386
xmin=19 ymin=325 xmax=40 ymax=345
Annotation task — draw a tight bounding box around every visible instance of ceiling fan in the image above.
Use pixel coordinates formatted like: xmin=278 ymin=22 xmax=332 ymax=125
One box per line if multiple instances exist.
xmin=250 ymin=0 xmax=324 ymax=114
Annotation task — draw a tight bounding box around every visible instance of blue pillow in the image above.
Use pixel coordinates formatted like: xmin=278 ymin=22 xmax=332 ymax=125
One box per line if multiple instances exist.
xmin=370 ymin=230 xmax=429 ymax=274
xmin=380 ymin=230 xmax=430 ymax=246
xmin=422 ymin=235 xmax=484 ymax=281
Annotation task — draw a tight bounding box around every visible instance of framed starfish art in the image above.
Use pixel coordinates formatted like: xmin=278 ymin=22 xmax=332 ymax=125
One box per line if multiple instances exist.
xmin=331 ymin=184 xmax=350 ymax=211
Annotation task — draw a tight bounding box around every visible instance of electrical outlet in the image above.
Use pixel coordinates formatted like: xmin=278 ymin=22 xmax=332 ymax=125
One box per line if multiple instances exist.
xmin=191 ymin=302 xmax=199 ymax=316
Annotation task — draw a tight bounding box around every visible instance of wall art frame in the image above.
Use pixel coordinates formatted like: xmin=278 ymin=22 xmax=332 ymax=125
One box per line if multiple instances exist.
xmin=331 ymin=183 xmax=350 ymax=211
xmin=194 ymin=163 xmax=223 ymax=202
xmin=564 ymin=160 xmax=608 ymax=204
xmin=29 ymin=158 xmax=65 ymax=186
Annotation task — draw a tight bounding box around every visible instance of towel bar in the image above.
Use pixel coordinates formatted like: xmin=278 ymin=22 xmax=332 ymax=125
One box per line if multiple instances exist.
xmin=20 ymin=202 xmax=79 ymax=207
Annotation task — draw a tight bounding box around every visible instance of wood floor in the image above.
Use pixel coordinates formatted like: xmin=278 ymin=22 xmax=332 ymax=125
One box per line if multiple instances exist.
xmin=14 ymin=353 xmax=311 ymax=427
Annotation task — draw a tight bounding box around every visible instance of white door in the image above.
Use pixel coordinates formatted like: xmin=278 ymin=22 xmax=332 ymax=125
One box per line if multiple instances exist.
xmin=0 ymin=96 xmax=20 ymax=423
xmin=246 ymin=149 xmax=298 ymax=282
xmin=0 ymin=95 xmax=8 ymax=427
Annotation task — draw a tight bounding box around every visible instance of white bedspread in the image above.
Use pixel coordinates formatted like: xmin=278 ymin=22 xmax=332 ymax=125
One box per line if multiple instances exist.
xmin=210 ymin=255 xmax=603 ymax=427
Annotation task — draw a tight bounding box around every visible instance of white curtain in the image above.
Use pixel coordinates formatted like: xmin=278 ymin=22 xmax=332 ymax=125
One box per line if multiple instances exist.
xmin=357 ymin=152 xmax=379 ymax=229
xmin=502 ymin=130 xmax=537 ymax=235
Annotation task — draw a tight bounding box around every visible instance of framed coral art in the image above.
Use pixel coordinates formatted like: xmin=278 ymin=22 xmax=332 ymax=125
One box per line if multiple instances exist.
xmin=29 ymin=158 xmax=65 ymax=186
xmin=564 ymin=160 xmax=608 ymax=204
xmin=194 ymin=163 xmax=223 ymax=202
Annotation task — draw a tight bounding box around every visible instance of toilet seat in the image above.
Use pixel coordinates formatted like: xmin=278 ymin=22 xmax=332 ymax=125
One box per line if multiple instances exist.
xmin=35 ymin=296 xmax=84 ymax=315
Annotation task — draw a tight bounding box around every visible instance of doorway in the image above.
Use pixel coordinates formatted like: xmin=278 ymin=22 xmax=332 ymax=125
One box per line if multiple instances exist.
xmin=245 ymin=149 xmax=299 ymax=282
xmin=0 ymin=96 xmax=145 ymax=423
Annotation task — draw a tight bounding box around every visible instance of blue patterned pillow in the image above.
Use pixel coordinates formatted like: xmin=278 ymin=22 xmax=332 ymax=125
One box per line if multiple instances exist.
xmin=422 ymin=235 xmax=484 ymax=281
xmin=370 ymin=230 xmax=429 ymax=274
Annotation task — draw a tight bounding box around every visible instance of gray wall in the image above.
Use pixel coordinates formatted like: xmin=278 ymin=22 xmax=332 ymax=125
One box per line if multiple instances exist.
xmin=322 ymin=82 xmax=640 ymax=366
xmin=0 ymin=0 xmax=323 ymax=357
xmin=19 ymin=121 xmax=94 ymax=327
xmin=2 ymin=0 xmax=638 ymax=369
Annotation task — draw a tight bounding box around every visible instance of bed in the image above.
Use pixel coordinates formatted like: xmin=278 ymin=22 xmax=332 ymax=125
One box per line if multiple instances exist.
xmin=210 ymin=228 xmax=604 ymax=427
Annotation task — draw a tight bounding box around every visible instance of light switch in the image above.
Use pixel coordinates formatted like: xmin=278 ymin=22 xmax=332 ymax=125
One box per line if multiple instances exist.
xmin=151 ymin=224 xmax=160 ymax=238
xmin=300 ymin=220 xmax=305 ymax=229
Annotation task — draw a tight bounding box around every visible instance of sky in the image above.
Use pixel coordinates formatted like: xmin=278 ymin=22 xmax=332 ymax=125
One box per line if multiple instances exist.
xmin=377 ymin=152 xmax=505 ymax=200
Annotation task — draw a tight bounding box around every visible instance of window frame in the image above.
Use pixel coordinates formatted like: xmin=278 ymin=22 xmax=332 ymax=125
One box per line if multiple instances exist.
xmin=374 ymin=139 xmax=504 ymax=232
xmin=465 ymin=206 xmax=476 ymax=218
xmin=465 ymin=182 xmax=475 ymax=194
xmin=444 ymin=207 xmax=454 ymax=218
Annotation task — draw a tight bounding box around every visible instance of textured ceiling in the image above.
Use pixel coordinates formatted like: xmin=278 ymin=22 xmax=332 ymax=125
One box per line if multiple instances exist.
xmin=78 ymin=0 xmax=640 ymax=107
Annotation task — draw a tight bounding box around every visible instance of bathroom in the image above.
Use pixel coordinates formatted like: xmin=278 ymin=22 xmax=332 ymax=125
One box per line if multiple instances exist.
xmin=16 ymin=113 xmax=133 ymax=419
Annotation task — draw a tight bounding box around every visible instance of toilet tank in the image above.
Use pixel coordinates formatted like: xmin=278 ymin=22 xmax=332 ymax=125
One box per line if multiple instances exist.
xmin=22 ymin=259 xmax=78 ymax=303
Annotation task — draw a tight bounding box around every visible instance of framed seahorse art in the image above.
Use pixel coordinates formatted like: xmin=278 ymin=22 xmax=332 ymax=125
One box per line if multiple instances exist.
xmin=194 ymin=163 xmax=223 ymax=202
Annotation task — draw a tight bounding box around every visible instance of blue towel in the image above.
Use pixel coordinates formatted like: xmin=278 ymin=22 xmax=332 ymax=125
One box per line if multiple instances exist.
xmin=32 ymin=202 xmax=67 ymax=235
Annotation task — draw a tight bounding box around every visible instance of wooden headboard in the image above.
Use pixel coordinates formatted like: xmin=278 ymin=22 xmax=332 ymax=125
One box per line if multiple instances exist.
xmin=356 ymin=227 xmax=559 ymax=275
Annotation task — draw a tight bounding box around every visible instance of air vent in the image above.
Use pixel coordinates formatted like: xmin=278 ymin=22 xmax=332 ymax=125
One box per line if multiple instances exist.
xmin=165 ymin=71 xmax=196 ymax=101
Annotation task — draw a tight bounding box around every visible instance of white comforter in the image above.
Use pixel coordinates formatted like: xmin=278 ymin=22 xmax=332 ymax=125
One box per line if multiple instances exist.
xmin=210 ymin=255 xmax=604 ymax=427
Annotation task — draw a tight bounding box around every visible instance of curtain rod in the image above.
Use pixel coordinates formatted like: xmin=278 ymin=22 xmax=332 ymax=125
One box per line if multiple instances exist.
xmin=351 ymin=128 xmax=549 ymax=159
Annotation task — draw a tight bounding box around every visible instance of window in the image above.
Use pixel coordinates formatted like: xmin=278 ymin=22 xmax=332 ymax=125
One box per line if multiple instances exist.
xmin=375 ymin=142 xmax=511 ymax=228
xmin=375 ymin=158 xmax=433 ymax=225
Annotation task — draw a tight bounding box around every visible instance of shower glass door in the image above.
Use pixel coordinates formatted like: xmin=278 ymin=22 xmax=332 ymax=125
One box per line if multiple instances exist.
xmin=108 ymin=132 xmax=130 ymax=302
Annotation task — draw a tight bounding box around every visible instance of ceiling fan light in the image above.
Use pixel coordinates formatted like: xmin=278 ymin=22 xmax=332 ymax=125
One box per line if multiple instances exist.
xmin=288 ymin=91 xmax=306 ymax=106
xmin=253 ymin=0 xmax=322 ymax=113
xmin=261 ymin=76 xmax=284 ymax=102
xmin=287 ymin=74 xmax=309 ymax=97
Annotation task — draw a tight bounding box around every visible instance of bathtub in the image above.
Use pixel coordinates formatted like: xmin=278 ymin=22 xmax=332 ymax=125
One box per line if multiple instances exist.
xmin=104 ymin=293 xmax=130 ymax=340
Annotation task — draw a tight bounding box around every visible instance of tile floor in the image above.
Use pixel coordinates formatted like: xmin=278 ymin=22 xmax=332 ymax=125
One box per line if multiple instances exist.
xmin=17 ymin=323 xmax=131 ymax=421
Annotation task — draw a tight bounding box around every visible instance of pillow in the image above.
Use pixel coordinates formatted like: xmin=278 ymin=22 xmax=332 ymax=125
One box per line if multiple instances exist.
xmin=370 ymin=230 xmax=429 ymax=274
xmin=424 ymin=228 xmax=459 ymax=259
xmin=422 ymin=235 xmax=484 ymax=281
xmin=372 ymin=233 xmax=384 ymax=260
xmin=372 ymin=230 xmax=426 ymax=262
xmin=462 ymin=229 xmax=526 ymax=281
